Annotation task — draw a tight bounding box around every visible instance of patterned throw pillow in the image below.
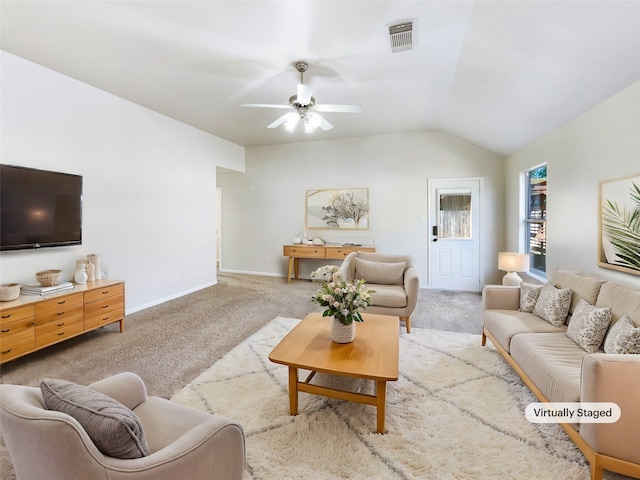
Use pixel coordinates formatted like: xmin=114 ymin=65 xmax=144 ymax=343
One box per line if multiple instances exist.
xmin=41 ymin=378 xmax=150 ymax=459
xmin=566 ymin=299 xmax=612 ymax=353
xmin=604 ymin=315 xmax=640 ymax=354
xmin=519 ymin=282 xmax=543 ymax=313
xmin=532 ymin=283 xmax=572 ymax=327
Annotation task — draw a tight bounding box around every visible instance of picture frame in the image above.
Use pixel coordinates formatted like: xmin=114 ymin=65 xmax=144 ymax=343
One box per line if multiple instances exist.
xmin=598 ymin=173 xmax=640 ymax=276
xmin=306 ymin=188 xmax=369 ymax=230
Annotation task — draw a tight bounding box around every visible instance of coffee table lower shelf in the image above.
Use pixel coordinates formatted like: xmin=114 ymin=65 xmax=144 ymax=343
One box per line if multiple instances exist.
xmin=289 ymin=367 xmax=390 ymax=433
xmin=269 ymin=312 xmax=399 ymax=434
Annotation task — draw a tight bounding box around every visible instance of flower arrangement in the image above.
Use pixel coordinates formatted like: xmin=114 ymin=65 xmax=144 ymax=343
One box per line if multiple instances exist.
xmin=310 ymin=265 xmax=339 ymax=283
xmin=311 ymin=266 xmax=374 ymax=325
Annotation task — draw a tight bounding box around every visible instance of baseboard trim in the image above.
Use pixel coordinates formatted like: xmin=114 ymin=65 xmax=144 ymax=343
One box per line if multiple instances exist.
xmin=126 ymin=281 xmax=217 ymax=315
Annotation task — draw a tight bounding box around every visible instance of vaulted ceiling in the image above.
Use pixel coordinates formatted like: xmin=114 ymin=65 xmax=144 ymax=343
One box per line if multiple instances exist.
xmin=2 ymin=1 xmax=639 ymax=157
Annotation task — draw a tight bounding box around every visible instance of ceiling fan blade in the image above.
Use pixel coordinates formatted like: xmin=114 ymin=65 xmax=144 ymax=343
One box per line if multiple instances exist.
xmin=297 ymin=84 xmax=313 ymax=105
xmin=316 ymin=114 xmax=333 ymax=131
xmin=267 ymin=112 xmax=300 ymax=130
xmin=241 ymin=103 xmax=292 ymax=109
xmin=266 ymin=114 xmax=290 ymax=129
xmin=314 ymin=104 xmax=363 ymax=113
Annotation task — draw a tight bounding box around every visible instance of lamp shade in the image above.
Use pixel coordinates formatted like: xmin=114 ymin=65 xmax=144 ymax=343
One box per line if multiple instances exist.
xmin=498 ymin=252 xmax=530 ymax=272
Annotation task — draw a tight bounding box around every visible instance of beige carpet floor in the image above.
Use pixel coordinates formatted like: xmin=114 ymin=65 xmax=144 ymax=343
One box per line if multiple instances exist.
xmin=0 ymin=272 xmax=484 ymax=479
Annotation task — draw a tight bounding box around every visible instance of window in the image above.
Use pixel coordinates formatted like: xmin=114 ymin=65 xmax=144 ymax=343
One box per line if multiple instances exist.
xmin=526 ymin=165 xmax=547 ymax=276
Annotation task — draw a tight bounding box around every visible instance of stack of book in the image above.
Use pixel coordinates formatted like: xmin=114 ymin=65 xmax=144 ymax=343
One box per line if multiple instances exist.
xmin=21 ymin=281 xmax=74 ymax=296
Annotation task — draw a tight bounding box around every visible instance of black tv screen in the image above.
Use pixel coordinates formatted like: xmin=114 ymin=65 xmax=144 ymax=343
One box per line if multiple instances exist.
xmin=1 ymin=165 xmax=83 ymax=251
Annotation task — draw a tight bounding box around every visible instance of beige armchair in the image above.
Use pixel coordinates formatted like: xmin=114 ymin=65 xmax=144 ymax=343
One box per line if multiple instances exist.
xmin=0 ymin=372 xmax=245 ymax=479
xmin=339 ymin=251 xmax=419 ymax=333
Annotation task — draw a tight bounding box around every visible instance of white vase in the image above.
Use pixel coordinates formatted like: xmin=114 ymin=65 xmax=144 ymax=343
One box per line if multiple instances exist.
xmin=74 ymin=263 xmax=88 ymax=285
xmin=88 ymin=254 xmax=102 ymax=280
xmin=331 ymin=317 xmax=356 ymax=344
xmin=85 ymin=261 xmax=95 ymax=282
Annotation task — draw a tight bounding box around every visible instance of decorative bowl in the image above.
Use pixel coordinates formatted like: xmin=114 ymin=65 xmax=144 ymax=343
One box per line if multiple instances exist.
xmin=36 ymin=269 xmax=63 ymax=287
xmin=0 ymin=283 xmax=20 ymax=302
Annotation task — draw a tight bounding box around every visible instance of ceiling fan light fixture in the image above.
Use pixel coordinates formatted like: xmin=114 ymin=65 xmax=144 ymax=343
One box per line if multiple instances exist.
xmin=389 ymin=20 xmax=416 ymax=53
xmin=284 ymin=112 xmax=299 ymax=132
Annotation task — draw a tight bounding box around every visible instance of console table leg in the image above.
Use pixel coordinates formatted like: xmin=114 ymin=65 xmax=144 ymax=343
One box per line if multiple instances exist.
xmin=293 ymin=258 xmax=300 ymax=280
xmin=289 ymin=366 xmax=299 ymax=415
xmin=287 ymin=257 xmax=294 ymax=283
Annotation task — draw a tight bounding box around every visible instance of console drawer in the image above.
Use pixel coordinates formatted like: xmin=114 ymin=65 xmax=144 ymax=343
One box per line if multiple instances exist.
xmin=84 ymin=283 xmax=124 ymax=303
xmin=1 ymin=327 xmax=35 ymax=362
xmin=1 ymin=305 xmax=34 ymax=326
xmin=283 ymin=246 xmax=325 ymax=258
xmin=35 ymin=293 xmax=83 ymax=316
xmin=36 ymin=315 xmax=84 ymax=347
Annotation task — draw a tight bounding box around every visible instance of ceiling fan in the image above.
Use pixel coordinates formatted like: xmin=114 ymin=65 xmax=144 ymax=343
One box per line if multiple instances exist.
xmin=241 ymin=62 xmax=362 ymax=133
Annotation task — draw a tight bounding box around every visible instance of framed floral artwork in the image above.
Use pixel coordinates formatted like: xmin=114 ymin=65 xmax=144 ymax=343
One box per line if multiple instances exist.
xmin=306 ymin=188 xmax=369 ymax=229
xmin=599 ymin=173 xmax=640 ymax=275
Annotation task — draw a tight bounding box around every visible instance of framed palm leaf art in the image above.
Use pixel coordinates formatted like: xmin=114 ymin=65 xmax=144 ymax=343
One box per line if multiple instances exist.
xmin=599 ymin=173 xmax=640 ymax=275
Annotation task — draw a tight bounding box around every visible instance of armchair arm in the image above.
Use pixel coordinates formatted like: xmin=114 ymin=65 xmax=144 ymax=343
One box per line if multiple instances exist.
xmin=338 ymin=252 xmax=357 ymax=281
xmin=403 ymin=266 xmax=420 ymax=315
xmin=482 ymin=285 xmax=521 ymax=311
xmin=89 ymin=372 xmax=148 ymax=410
xmin=580 ymin=353 xmax=640 ymax=465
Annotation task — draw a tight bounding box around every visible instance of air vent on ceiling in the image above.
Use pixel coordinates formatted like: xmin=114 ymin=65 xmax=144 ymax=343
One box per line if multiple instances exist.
xmin=389 ymin=20 xmax=415 ymax=53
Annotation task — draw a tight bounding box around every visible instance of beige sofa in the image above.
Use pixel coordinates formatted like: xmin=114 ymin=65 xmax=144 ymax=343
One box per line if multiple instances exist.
xmin=482 ymin=270 xmax=640 ymax=480
xmin=339 ymin=251 xmax=419 ymax=332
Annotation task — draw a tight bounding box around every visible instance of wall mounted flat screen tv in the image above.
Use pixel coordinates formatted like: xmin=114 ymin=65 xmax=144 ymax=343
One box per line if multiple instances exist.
xmin=1 ymin=164 xmax=83 ymax=251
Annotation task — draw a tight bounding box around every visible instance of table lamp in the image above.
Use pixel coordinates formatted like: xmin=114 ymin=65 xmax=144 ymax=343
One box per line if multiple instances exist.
xmin=498 ymin=252 xmax=530 ymax=286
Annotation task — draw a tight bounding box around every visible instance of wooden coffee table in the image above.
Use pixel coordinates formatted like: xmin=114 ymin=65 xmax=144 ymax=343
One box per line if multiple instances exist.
xmin=268 ymin=312 xmax=399 ymax=433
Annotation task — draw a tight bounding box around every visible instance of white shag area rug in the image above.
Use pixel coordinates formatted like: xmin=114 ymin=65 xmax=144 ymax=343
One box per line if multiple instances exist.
xmin=171 ymin=317 xmax=612 ymax=480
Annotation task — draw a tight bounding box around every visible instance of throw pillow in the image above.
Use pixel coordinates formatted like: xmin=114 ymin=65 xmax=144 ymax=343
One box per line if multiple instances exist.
xmin=532 ymin=283 xmax=573 ymax=327
xmin=41 ymin=378 xmax=150 ymax=459
xmin=604 ymin=315 xmax=640 ymax=354
xmin=565 ymin=299 xmax=612 ymax=353
xmin=354 ymin=258 xmax=405 ymax=285
xmin=519 ymin=282 xmax=543 ymax=313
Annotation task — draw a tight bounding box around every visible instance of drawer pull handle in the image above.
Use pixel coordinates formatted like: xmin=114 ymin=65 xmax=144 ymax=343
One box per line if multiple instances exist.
xmin=102 ymin=316 xmax=110 ymax=321
xmin=2 ymin=349 xmax=11 ymax=354
xmin=57 ymin=332 xmax=65 ymax=336
xmin=57 ymin=300 xmax=66 ymax=305
xmin=102 ymin=291 xmax=110 ymax=295
xmin=102 ymin=305 xmax=110 ymax=309
xmin=1 ymin=314 xmax=11 ymax=319
xmin=57 ymin=312 xmax=65 ymax=316
xmin=57 ymin=322 xmax=65 ymax=327
xmin=1 ymin=328 xmax=10 ymax=333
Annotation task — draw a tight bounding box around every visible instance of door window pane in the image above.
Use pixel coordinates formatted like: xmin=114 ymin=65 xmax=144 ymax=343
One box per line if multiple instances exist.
xmin=439 ymin=193 xmax=471 ymax=239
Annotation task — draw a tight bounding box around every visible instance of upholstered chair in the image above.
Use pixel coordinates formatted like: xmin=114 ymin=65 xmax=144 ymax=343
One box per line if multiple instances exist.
xmin=0 ymin=372 xmax=245 ymax=479
xmin=339 ymin=251 xmax=419 ymax=333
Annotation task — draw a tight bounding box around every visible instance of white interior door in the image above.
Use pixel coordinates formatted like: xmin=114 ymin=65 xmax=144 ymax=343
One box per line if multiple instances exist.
xmin=428 ymin=178 xmax=481 ymax=292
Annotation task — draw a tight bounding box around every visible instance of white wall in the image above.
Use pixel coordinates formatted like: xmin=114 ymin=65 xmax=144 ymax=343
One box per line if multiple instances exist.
xmin=218 ymin=131 xmax=505 ymax=287
xmin=505 ymin=81 xmax=640 ymax=289
xmin=0 ymin=52 xmax=245 ymax=312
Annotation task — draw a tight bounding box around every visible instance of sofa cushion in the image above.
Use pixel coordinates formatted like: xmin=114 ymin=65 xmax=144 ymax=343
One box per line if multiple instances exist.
xmin=551 ymin=270 xmax=605 ymax=316
xmin=519 ymin=282 xmax=543 ymax=313
xmin=566 ymin=299 xmax=612 ymax=353
xmin=483 ymin=310 xmax=567 ymax=353
xmin=604 ymin=315 xmax=640 ymax=354
xmin=510 ymin=333 xmax=585 ymax=403
xmin=368 ymin=284 xmax=407 ymax=308
xmin=532 ymin=283 xmax=572 ymax=327
xmin=41 ymin=378 xmax=151 ymax=459
xmin=596 ymin=282 xmax=640 ymax=325
xmin=355 ymin=258 xmax=405 ymax=285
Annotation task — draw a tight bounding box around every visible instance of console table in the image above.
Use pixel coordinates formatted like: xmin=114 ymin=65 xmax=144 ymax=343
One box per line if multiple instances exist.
xmin=0 ymin=279 xmax=125 ymax=364
xmin=283 ymin=244 xmax=375 ymax=282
